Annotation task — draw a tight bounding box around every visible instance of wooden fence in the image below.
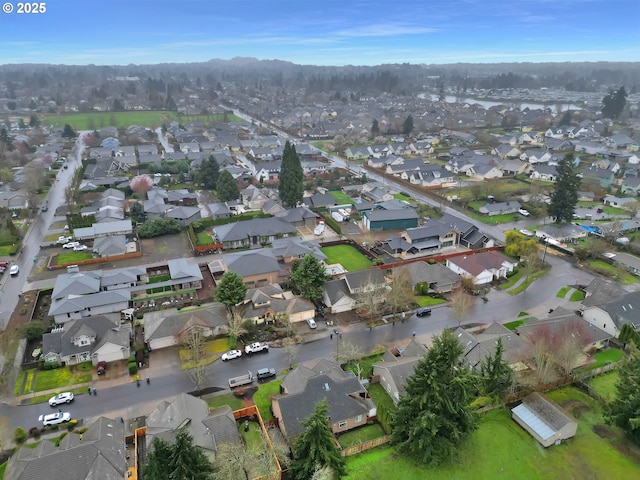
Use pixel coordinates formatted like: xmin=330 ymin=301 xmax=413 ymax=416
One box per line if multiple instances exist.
xmin=340 ymin=435 xmax=391 ymax=457
xmin=48 ymin=250 xmax=143 ymax=270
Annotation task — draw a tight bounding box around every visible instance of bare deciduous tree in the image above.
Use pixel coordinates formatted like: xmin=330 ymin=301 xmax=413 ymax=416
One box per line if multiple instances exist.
xmin=450 ymin=288 xmax=474 ymax=327
xmin=554 ymin=320 xmax=591 ymax=376
xmin=335 ymin=339 xmax=363 ymax=378
xmin=178 ymin=327 xmax=208 ymax=392
xmin=529 ymin=324 xmax=556 ymax=383
xmin=283 ymin=337 xmax=299 ymax=370
xmin=213 ymin=441 xmax=253 ymax=480
xmin=227 ymin=310 xmax=248 ymax=344
xmin=388 ymin=269 xmax=414 ymax=316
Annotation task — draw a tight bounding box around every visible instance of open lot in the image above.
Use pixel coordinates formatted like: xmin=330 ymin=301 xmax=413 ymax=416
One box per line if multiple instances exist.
xmin=346 ymin=386 xmax=640 ymax=479
xmin=321 ymin=245 xmax=372 ymax=271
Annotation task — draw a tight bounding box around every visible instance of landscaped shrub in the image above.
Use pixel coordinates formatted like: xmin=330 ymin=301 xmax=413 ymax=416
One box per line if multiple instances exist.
xmin=128 ymin=362 xmax=138 ymax=375
xmin=14 ymin=427 xmax=27 ymax=444
xmin=470 ymin=396 xmax=494 ymax=410
xmin=376 ymin=404 xmax=393 ymax=435
xmin=324 ymin=216 xmax=342 ymax=234
xmin=28 ymin=426 xmax=40 ymax=439
xmin=19 ymin=307 xmax=27 ymax=315
xmin=128 ymin=355 xmax=136 ymax=363
xmin=43 ymin=361 xmax=62 ymax=370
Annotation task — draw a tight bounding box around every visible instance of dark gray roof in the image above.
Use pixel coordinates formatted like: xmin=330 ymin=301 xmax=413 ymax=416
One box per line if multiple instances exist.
xmin=274 ymin=206 xmax=318 ymax=223
xmin=223 ymin=249 xmax=280 ymax=277
xmin=49 ymin=289 xmax=130 ymax=316
xmin=275 ymin=369 xmax=372 ymax=438
xmin=213 ymin=217 xmax=296 ymax=242
xmin=144 ymin=304 xmax=228 ymax=341
xmin=168 ymin=258 xmax=203 ymax=281
xmin=323 ymin=278 xmax=352 ymax=305
xmin=342 ymin=269 xmax=386 ymax=292
xmin=520 ymin=392 xmax=577 ymax=431
xmin=4 ymin=417 xmax=127 ymax=480
xmin=365 ymin=209 xmax=418 ymax=222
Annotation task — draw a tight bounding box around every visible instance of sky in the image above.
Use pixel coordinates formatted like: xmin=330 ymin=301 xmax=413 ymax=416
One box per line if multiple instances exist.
xmin=0 ymin=0 xmax=639 ymax=66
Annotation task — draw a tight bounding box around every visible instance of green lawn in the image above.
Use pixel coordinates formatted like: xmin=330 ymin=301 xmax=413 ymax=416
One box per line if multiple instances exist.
xmin=498 ymin=268 xmax=526 ymax=290
xmin=252 ymin=380 xmax=282 ymax=422
xmin=338 ymin=423 xmax=386 ymax=448
xmin=44 ymin=111 xmax=241 ymax=130
xmin=207 ymin=392 xmax=244 ymax=411
xmin=197 ymin=230 xmax=215 ymax=245
xmin=556 ymin=286 xmax=571 ymax=298
xmin=367 ymin=383 xmax=396 ymax=413
xmin=330 ymin=191 xmax=353 ymax=205
xmin=577 ymin=349 xmax=624 ymax=373
xmin=56 ymin=252 xmax=92 ymax=264
xmin=148 ymin=274 xmax=171 ymax=284
xmin=345 ymin=352 xmax=384 ymax=379
xmin=587 ymin=260 xmax=638 ymax=285
xmin=508 ymin=269 xmax=550 ymax=295
xmin=393 ymin=193 xmax=411 ymax=201
xmin=588 ymin=371 xmax=619 ymax=401
xmin=12 ymin=367 xmax=93 ymax=394
xmin=503 ymin=319 xmax=525 ymax=331
xmin=346 ymin=390 xmax=640 ymax=480
xmin=569 ymin=290 xmax=585 ymax=302
xmin=466 ymin=201 xmax=521 ymax=225
xmin=321 ymin=245 xmax=372 ymax=271
xmin=413 ymin=295 xmax=447 ymax=307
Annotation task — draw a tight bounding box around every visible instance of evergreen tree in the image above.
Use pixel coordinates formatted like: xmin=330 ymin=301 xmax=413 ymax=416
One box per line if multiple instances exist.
xmin=279 ymin=141 xmax=304 ymax=207
xmin=479 ymin=337 xmax=513 ymax=399
xmin=370 ymin=119 xmax=380 ymax=138
xmin=619 ymin=323 xmax=640 ymax=348
xmin=607 ymin=347 xmax=640 ymax=445
xmin=391 ymin=329 xmax=478 ymax=466
xmin=290 ymin=254 xmax=330 ymax=301
xmin=402 ymin=115 xmax=414 ymax=135
xmin=129 ymin=201 xmax=147 ymax=224
xmin=198 ymin=155 xmax=220 ymax=189
xmin=29 ymin=114 xmax=39 ymax=128
xmin=548 ymin=154 xmax=580 ymax=223
xmin=216 ymin=170 xmax=239 ymax=202
xmin=290 ymin=399 xmax=346 ymax=480
xmin=216 ymin=271 xmax=247 ymax=312
xmin=144 ymin=428 xmax=215 ymax=480
xmin=602 ymin=86 xmax=627 ymax=119
xmin=62 ymin=124 xmax=76 ymax=138
xmin=0 ymin=127 xmax=13 ymax=151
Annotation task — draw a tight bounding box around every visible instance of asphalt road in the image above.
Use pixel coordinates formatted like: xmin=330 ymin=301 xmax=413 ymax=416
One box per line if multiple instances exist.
xmin=0 ymin=136 xmax=84 ymax=330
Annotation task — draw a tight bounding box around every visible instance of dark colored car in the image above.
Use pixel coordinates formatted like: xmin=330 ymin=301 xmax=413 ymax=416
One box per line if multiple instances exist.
xmin=97 ymin=361 xmax=106 ymax=375
xmin=256 ymin=368 xmax=276 ymax=381
xmin=416 ymin=308 xmax=432 ymax=317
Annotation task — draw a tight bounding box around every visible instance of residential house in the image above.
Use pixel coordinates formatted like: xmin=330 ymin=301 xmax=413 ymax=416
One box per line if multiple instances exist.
xmin=493 ymin=144 xmax=521 ymax=159
xmin=73 ymin=219 xmax=133 ymax=241
xmin=574 ymin=140 xmax=608 ymax=155
xmin=410 ymin=165 xmax=457 ymax=188
xmin=212 ymin=217 xmax=297 ymax=249
xmin=607 ymin=134 xmax=638 ymax=151
xmin=241 ymin=184 xmax=279 ymax=210
xmin=602 ymin=195 xmax=638 ymax=210
xmin=92 ymin=235 xmax=128 ymax=257
xmin=239 ymin=283 xmax=315 ymax=324
xmin=274 ymin=206 xmax=318 ymax=229
xmin=582 ymin=166 xmax=616 ymax=189
xmin=581 ymin=280 xmax=640 ymax=337
xmin=446 ymin=251 xmax=518 ymax=285
xmin=521 ymin=149 xmax=551 ymax=164
xmin=144 ymin=305 xmax=228 ymax=350
xmin=303 ymin=193 xmax=336 ymax=209
xmin=323 ymin=269 xmax=387 ymax=314
xmin=530 ymin=165 xmax=558 ymax=182
xmin=41 ymin=314 xmax=130 ymax=366
xmin=271 ymin=237 xmax=327 ymax=264
xmin=372 ymin=340 xmax=428 ymax=404
xmin=478 ymin=201 xmax=522 ymax=216
xmin=4 ymin=417 xmax=127 ymax=480
xmin=345 ymin=146 xmax=370 ymax=161
xmin=254 ymin=160 xmax=282 ymax=182
xmin=219 ymin=249 xmax=282 ymax=286
xmin=272 ymin=359 xmax=376 ymax=442
xmin=48 ymin=287 xmax=131 ymax=325
xmin=166 ymin=205 xmax=202 ymax=227
xmin=502 ymin=159 xmax=532 ymax=177
xmin=511 ymin=392 xmax=578 ymax=447
xmin=393 ymin=261 xmax=461 ymax=293
xmin=146 ymin=393 xmax=240 ymax=456
xmin=453 ymin=322 xmax=527 ymax=370
xmin=361 ymin=187 xmax=394 ymax=203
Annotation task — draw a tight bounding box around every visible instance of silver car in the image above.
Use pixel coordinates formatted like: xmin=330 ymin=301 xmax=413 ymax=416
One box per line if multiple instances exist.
xmin=49 ymin=392 xmax=74 ymax=407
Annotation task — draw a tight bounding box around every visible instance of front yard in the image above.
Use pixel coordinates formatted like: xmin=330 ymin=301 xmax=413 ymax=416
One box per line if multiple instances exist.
xmin=346 ymin=386 xmax=640 ymax=479
xmin=321 ymin=245 xmax=373 ymax=271
xmin=13 ymin=366 xmax=93 ymax=397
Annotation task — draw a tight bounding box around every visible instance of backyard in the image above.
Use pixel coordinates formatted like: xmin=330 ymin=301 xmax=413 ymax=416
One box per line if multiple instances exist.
xmin=577 ymin=348 xmax=624 ymax=373
xmin=345 ymin=387 xmax=640 ymax=479
xmin=321 ymin=244 xmax=373 ymax=271
xmin=55 ymin=252 xmax=92 ymax=265
xmin=587 ymin=371 xmax=618 ymax=401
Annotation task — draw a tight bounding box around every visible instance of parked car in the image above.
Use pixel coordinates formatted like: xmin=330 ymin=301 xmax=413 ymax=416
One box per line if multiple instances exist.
xmin=41 ymin=205 xmax=48 ymax=212
xmin=0 ymin=261 xmax=7 ymax=274
xmin=245 ymin=342 xmax=269 ymax=354
xmin=256 ymin=368 xmax=277 ymax=381
xmin=9 ymin=265 xmax=19 ymax=276
xmin=39 ymin=411 xmax=71 ymax=426
xmin=57 ymin=236 xmax=72 ymax=244
xmin=416 ymin=307 xmax=432 ymax=317
xmin=63 ymin=242 xmax=80 ymax=249
xmin=97 ymin=361 xmax=106 ymax=375
xmin=519 ymin=229 xmax=535 ymax=237
xmin=221 ymin=350 xmax=242 ymax=362
xmin=518 ymin=208 xmax=530 ymax=217
xmin=49 ymin=392 xmax=74 ymax=406
xmin=306 ymin=318 xmax=317 ymax=329
xmin=73 ymin=244 xmax=88 ymax=251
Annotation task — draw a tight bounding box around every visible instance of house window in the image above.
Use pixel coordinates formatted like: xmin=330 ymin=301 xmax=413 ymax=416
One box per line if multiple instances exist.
xmin=355 ymin=415 xmax=362 ymax=423
xmin=338 ymin=420 xmax=347 ymax=429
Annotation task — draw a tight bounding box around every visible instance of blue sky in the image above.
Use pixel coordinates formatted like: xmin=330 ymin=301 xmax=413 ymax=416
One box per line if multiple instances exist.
xmin=1 ymin=0 xmax=638 ymax=65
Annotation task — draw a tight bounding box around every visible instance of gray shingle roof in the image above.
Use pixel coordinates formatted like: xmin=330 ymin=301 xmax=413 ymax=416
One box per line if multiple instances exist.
xmin=213 ymin=217 xmax=296 ymax=242
xmin=223 ymin=249 xmax=280 ymax=278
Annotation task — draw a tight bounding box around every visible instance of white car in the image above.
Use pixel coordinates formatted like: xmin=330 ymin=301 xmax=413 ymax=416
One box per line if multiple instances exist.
xmin=519 ymin=229 xmax=535 ymax=237
xmin=49 ymin=392 xmax=74 ymax=406
xmin=57 ymin=236 xmax=72 ymax=244
xmin=9 ymin=265 xmax=19 ymax=276
xmin=221 ymin=349 xmax=242 ymax=362
xmin=73 ymin=244 xmax=88 ymax=251
xmin=39 ymin=411 xmax=71 ymax=426
xmin=63 ymin=241 xmax=80 ymax=249
xmin=306 ymin=318 xmax=317 ymax=329
xmin=518 ymin=208 xmax=530 ymax=217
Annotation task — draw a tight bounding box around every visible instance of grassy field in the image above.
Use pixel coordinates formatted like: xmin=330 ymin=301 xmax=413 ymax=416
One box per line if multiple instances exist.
xmin=338 ymin=423 xmax=386 ymax=448
xmin=587 ymin=260 xmax=638 ymax=285
xmin=367 ymin=383 xmax=396 ymax=412
xmin=252 ymin=380 xmax=282 ymax=422
xmin=588 ymin=371 xmax=618 ymax=401
xmin=414 ymin=295 xmax=447 ymax=307
xmin=56 ymin=252 xmax=92 ymax=264
xmin=44 ymin=111 xmax=241 ymax=130
xmin=330 ymin=191 xmax=353 ymax=205
xmin=346 ymin=388 xmax=640 ymax=479
xmin=321 ymin=245 xmax=372 ymax=271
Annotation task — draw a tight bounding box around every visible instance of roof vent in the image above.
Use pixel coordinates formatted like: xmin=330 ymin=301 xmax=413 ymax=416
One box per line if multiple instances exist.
xmin=324 ymin=383 xmax=330 ymax=391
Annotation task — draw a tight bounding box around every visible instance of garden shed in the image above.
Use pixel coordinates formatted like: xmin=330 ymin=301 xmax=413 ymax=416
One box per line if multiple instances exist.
xmin=511 ymin=392 xmax=578 ymax=447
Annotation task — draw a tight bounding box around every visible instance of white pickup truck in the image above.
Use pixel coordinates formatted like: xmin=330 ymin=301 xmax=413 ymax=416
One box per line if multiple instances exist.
xmin=244 ymin=342 xmax=269 ymax=355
